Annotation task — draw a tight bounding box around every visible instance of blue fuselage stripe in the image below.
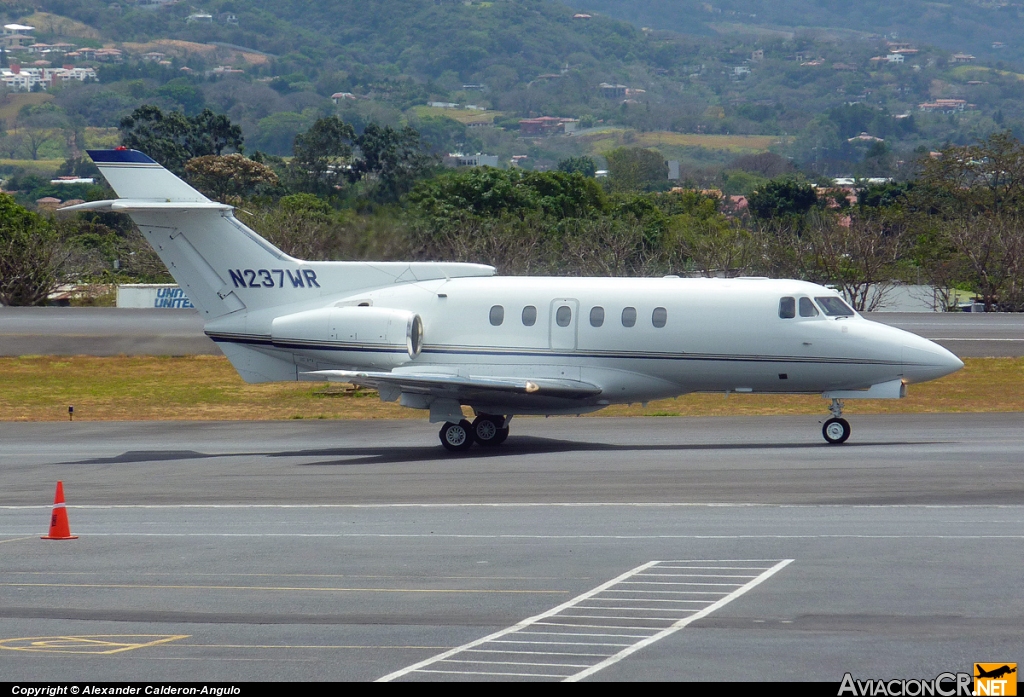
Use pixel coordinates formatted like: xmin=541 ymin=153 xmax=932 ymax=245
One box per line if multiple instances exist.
xmin=206 ymin=333 xmax=901 ymax=367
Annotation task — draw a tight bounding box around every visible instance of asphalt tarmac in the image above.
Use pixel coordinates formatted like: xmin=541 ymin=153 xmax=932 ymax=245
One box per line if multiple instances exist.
xmin=1 ymin=415 xmax=1021 ymax=681
xmin=2 ymin=308 xmax=1024 ymax=357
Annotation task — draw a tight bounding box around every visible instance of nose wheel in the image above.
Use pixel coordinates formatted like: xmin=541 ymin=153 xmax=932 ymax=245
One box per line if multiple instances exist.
xmin=822 ymin=399 xmax=851 ymax=444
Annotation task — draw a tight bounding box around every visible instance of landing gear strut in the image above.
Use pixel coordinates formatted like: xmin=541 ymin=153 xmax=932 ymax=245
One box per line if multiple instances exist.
xmin=822 ymin=398 xmax=851 ymax=445
xmin=438 ymin=414 xmax=510 ymax=450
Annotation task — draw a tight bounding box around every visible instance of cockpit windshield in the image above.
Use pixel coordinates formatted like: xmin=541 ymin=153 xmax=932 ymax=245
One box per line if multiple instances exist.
xmin=814 ymin=296 xmax=856 ymax=317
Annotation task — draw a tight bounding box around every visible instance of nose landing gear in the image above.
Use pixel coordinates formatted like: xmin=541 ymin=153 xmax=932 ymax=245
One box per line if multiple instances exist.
xmin=822 ymin=398 xmax=851 ymax=445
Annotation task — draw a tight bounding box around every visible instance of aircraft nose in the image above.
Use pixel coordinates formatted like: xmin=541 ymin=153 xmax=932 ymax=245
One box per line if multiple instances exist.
xmin=902 ymin=335 xmax=964 ymax=384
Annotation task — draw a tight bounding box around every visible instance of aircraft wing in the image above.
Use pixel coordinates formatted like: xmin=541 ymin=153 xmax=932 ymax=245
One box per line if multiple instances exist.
xmin=304 ymin=370 xmax=603 ymax=400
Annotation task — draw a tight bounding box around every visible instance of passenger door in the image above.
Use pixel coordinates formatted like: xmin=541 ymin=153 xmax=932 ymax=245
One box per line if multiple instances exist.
xmin=549 ymin=299 xmax=579 ymax=351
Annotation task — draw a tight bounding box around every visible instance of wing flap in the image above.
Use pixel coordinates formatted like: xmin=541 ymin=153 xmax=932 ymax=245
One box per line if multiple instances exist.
xmin=304 ymin=370 xmax=603 ymax=399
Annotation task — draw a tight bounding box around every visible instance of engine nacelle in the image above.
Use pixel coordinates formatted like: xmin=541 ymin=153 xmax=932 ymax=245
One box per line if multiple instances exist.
xmin=271 ymin=306 xmax=423 ymax=366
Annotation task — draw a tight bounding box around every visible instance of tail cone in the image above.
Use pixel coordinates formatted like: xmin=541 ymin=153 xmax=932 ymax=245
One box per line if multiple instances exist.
xmin=41 ymin=481 xmax=77 ymax=540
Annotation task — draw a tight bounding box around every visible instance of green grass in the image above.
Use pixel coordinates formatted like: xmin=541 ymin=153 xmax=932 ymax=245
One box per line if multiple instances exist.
xmin=0 ymin=356 xmax=1019 ymax=422
xmin=409 ymin=105 xmax=500 ymax=124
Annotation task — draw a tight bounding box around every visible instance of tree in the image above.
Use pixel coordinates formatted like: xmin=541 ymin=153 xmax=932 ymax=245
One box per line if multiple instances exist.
xmin=604 ymin=147 xmax=668 ymax=192
xmin=408 ymin=168 xmax=606 ymax=225
xmin=190 ymin=109 xmax=244 ymax=157
xmin=747 ymin=178 xmax=818 ymax=221
xmin=914 ymin=131 xmax=1024 ymax=219
xmin=0 ymin=133 xmax=26 ymax=159
xmin=185 ymin=154 xmax=280 ymax=202
xmin=667 ymin=214 xmax=750 ymax=278
xmin=16 ymin=103 xmax=72 ymax=161
xmin=913 ymin=133 xmax=1024 ymax=309
xmin=288 ymin=116 xmax=356 ymax=196
xmin=557 ymin=156 xmax=597 ymax=177
xmin=935 ymin=214 xmax=1024 ymax=311
xmin=728 ymin=152 xmax=795 ymax=178
xmin=0 ymin=194 xmax=69 ymax=306
xmin=352 ymin=123 xmax=437 ymax=203
xmin=805 ymin=209 xmax=912 ymax=311
xmin=119 ymin=106 xmax=244 ymax=174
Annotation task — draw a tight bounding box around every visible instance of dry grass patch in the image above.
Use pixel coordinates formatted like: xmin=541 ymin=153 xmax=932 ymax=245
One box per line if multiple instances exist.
xmin=122 ymin=40 xmax=269 ymax=66
xmin=0 ymin=356 xmax=1019 ymax=422
xmin=18 ymin=12 xmax=101 ymax=39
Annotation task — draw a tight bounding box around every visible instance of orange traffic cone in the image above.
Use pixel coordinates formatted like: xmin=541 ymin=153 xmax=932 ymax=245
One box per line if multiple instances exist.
xmin=41 ymin=481 xmax=77 ymax=540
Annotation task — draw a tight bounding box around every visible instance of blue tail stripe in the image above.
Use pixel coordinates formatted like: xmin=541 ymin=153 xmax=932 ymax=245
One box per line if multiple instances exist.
xmin=87 ymin=149 xmax=157 ymax=164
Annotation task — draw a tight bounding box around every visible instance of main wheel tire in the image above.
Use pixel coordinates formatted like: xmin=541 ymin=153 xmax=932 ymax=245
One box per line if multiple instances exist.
xmin=822 ymin=417 xmax=851 ymax=445
xmin=440 ymin=420 xmax=474 ymax=452
xmin=494 ymin=427 xmax=509 ymax=445
xmin=473 ymin=415 xmax=506 ymax=447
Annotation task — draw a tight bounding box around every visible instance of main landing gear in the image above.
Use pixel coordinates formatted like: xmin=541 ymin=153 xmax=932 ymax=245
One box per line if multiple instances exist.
xmin=822 ymin=398 xmax=851 ymax=445
xmin=439 ymin=414 xmax=510 ymax=451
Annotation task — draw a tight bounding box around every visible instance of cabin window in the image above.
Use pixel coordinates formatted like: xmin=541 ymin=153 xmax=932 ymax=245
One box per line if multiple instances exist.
xmin=621 ymin=307 xmax=637 ymax=327
xmin=522 ymin=305 xmax=537 ymax=326
xmin=590 ymin=306 xmax=605 ymax=327
xmin=652 ymin=307 xmax=667 ymax=328
xmin=799 ymin=297 xmax=819 ymax=317
xmin=489 ymin=305 xmax=504 ymax=326
xmin=815 ymin=296 xmax=855 ymax=317
xmin=556 ymin=305 xmax=572 ymax=327
xmin=779 ymin=297 xmax=795 ymax=319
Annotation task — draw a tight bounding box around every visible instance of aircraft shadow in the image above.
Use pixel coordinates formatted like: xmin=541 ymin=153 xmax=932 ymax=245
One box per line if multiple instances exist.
xmin=63 ymin=437 xmax=944 ymax=468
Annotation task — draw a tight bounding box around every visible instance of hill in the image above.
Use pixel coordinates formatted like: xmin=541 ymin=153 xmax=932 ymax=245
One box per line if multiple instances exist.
xmin=566 ymin=1 xmax=1024 ymax=64
xmin=0 ymin=0 xmax=1020 ymax=177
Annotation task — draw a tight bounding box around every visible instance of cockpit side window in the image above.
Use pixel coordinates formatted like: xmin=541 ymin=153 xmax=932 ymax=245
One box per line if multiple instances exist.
xmin=815 ymin=296 xmax=855 ymax=317
xmin=779 ymin=297 xmax=795 ymax=319
xmin=799 ymin=297 xmax=819 ymax=317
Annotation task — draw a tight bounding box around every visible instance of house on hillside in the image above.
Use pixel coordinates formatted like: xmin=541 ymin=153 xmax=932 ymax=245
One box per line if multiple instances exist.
xmin=1 ymin=24 xmax=34 ymax=50
xmin=599 ymin=83 xmax=626 ymax=98
xmin=1 ymin=64 xmax=96 ymax=90
xmin=443 ymin=153 xmax=499 ymax=168
xmin=518 ymin=117 xmax=579 ymax=136
xmin=36 ymin=197 xmax=62 ymax=211
xmin=918 ymin=98 xmax=968 ymax=113
xmin=848 ymin=132 xmax=884 ymax=143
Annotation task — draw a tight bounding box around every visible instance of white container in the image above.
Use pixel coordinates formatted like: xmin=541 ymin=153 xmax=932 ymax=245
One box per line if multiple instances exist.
xmin=117 ymin=284 xmax=195 ymax=309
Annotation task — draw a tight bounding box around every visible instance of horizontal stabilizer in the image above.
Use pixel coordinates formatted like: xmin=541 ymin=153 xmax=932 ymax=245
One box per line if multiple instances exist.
xmin=59 ymin=199 xmax=233 ymax=213
xmin=306 ymin=370 xmax=604 ymax=399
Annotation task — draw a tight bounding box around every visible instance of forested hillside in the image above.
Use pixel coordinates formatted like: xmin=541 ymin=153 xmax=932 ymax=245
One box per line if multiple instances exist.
xmin=2 ymin=2 xmax=1024 ymax=316
xmin=567 ymin=0 xmax=1024 ymax=64
xmin=2 ymin=0 xmax=1024 ymax=178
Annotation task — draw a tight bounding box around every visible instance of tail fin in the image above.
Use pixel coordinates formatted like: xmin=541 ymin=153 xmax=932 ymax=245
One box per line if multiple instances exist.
xmin=66 ymin=149 xmax=313 ymax=320
xmin=66 ymin=149 xmax=496 ymax=323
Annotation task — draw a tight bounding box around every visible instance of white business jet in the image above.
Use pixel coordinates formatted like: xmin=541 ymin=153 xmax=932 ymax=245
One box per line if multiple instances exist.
xmin=66 ymin=149 xmax=964 ymax=450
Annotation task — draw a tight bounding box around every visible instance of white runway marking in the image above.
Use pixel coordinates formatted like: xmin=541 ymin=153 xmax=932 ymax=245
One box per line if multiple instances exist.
xmin=2 ymin=532 xmax=1019 ymax=540
xmin=376 ymin=559 xmax=792 ymax=682
xmin=3 ymin=503 xmax=1019 ymax=509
